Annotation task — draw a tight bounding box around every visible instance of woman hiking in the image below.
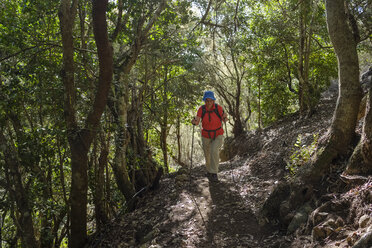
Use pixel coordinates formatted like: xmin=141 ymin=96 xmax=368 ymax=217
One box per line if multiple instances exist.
xmin=191 ymin=91 xmax=228 ymax=182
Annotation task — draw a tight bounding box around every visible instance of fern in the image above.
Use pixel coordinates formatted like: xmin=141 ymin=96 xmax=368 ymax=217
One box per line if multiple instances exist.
xmin=286 ymin=133 xmax=319 ymax=176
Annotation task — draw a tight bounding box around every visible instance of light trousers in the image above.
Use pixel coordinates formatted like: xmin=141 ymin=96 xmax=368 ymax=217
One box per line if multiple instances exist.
xmin=202 ymin=135 xmax=224 ymax=174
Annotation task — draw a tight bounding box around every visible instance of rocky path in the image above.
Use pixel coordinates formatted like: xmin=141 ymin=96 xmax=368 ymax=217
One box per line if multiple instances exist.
xmin=90 ymin=161 xmax=286 ymax=248
xmin=168 ymin=163 xmax=268 ymax=247
xmin=89 ymin=90 xmax=372 ymax=248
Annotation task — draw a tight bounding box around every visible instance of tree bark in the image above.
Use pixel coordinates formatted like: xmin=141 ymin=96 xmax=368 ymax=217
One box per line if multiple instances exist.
xmin=93 ymin=136 xmax=109 ymax=230
xmin=161 ymin=73 xmax=169 ymax=172
xmin=346 ymin=92 xmax=372 ymax=174
xmin=176 ymin=115 xmax=182 ymax=163
xmin=111 ymin=74 xmax=136 ymax=210
xmin=59 ymin=0 xmax=112 ymax=247
xmin=297 ymin=0 xmax=362 ymax=183
xmin=160 ymin=122 xmax=168 ymax=171
xmin=231 ymin=47 xmax=245 ymax=137
xmin=298 ymin=0 xmax=317 ymax=117
xmin=257 ymin=72 xmax=262 ymax=129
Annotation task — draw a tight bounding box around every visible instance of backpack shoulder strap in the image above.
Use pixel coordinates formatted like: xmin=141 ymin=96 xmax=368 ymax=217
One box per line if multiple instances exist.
xmin=214 ymin=104 xmax=222 ymax=121
xmin=201 ymin=104 xmax=223 ymax=121
xmin=201 ymin=105 xmax=206 ymax=120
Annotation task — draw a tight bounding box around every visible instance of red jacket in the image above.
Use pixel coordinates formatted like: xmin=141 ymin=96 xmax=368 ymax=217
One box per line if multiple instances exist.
xmin=197 ymin=104 xmax=224 ymax=139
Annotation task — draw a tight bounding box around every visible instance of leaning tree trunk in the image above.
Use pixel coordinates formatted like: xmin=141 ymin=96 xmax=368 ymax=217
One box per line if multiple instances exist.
xmin=109 ymin=0 xmax=167 ymax=210
xmin=110 ymin=41 xmax=148 ymax=209
xmin=127 ymin=84 xmax=159 ymax=190
xmin=111 ymin=80 xmax=136 ymax=210
xmin=231 ymin=48 xmax=245 ymax=137
xmin=297 ymin=0 xmax=362 ymax=183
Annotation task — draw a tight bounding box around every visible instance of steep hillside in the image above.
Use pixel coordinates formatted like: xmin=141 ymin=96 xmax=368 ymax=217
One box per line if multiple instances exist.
xmin=88 ymin=86 xmax=371 ymax=248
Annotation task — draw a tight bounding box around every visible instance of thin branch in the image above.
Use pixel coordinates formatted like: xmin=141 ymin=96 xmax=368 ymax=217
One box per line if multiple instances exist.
xmin=111 ymin=0 xmax=133 ymax=41
xmin=234 ymin=0 xmax=240 ymax=32
xmin=192 ymin=0 xmax=213 ymax=31
xmin=200 ymin=20 xmax=226 ymax=28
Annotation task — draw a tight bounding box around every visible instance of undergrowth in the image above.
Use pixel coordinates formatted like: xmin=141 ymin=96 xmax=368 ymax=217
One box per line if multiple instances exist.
xmin=286 ymin=133 xmax=319 ymax=176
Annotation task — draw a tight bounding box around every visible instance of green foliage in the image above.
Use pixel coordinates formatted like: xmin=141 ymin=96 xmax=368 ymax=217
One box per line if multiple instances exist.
xmin=286 ymin=133 xmax=319 ymax=176
xmin=243 ymin=0 xmax=337 ymax=125
xmin=0 ymin=0 xmax=368 ymax=246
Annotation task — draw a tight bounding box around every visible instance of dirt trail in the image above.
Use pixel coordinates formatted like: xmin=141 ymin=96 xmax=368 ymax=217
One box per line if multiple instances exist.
xmin=170 ymin=164 xmax=270 ymax=247
xmin=90 ymin=161 xmax=281 ymax=248
xmin=90 ymin=88 xmax=372 ymax=248
xmin=89 ymin=91 xmax=335 ymax=247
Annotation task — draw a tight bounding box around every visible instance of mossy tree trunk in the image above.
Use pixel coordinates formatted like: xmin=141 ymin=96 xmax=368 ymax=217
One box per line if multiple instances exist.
xmin=127 ymin=82 xmax=157 ymax=191
xmin=109 ymin=0 xmax=167 ymax=209
xmin=111 ymin=73 xmax=136 ymax=209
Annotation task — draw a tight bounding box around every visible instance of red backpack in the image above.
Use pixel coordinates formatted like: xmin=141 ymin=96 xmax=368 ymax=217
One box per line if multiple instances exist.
xmin=201 ymin=103 xmax=223 ymax=139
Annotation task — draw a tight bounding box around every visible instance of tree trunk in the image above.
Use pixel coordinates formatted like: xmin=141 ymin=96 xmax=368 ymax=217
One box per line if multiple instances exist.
xmin=135 ymin=86 xmax=157 ymax=188
xmin=160 ymin=70 xmax=169 ymax=172
xmin=0 ymin=132 xmax=39 ymax=248
xmin=59 ymin=0 xmax=112 ymax=246
xmin=297 ymin=0 xmax=362 ymax=183
xmin=160 ymin=123 xmax=168 ymax=172
xmin=217 ymin=84 xmax=244 ymax=138
xmin=232 ymin=110 xmax=244 ymax=137
xmin=231 ymin=48 xmax=245 ymax=137
xmin=93 ymin=136 xmax=109 ymax=230
xmin=111 ymin=85 xmax=136 ymax=209
xmin=257 ymin=73 xmax=262 ymax=129
xmin=5 ymin=114 xmax=54 ymax=247
xmin=69 ymin=140 xmax=89 ymax=248
xmin=40 ymin=164 xmax=53 ymax=248
xmin=176 ymin=115 xmax=182 ymax=163
xmin=109 ymin=0 xmax=167 ymax=209
xmin=346 ymin=92 xmax=372 ymax=174
xmin=298 ymin=0 xmax=316 ymax=117
xmin=261 ymin=0 xmax=362 ymax=229
xmin=298 ymin=0 xmax=307 ymax=115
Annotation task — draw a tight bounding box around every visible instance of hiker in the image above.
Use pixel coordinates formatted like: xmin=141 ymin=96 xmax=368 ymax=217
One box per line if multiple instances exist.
xmin=191 ymin=91 xmax=227 ymax=182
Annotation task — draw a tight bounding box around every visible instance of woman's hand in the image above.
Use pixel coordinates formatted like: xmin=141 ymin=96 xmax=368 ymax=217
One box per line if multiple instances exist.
xmin=222 ymin=113 xmax=228 ymax=122
xmin=191 ymin=116 xmax=200 ymax=125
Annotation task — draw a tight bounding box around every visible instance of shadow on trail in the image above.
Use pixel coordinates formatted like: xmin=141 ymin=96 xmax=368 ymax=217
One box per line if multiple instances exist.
xmin=195 ymin=177 xmax=264 ymax=247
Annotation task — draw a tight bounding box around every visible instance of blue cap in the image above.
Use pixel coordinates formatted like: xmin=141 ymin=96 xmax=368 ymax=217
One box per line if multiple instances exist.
xmin=203 ymin=91 xmax=216 ymax=101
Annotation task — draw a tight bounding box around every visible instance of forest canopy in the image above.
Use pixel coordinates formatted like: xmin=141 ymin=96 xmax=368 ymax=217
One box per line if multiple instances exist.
xmin=0 ymin=0 xmax=371 ymax=247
